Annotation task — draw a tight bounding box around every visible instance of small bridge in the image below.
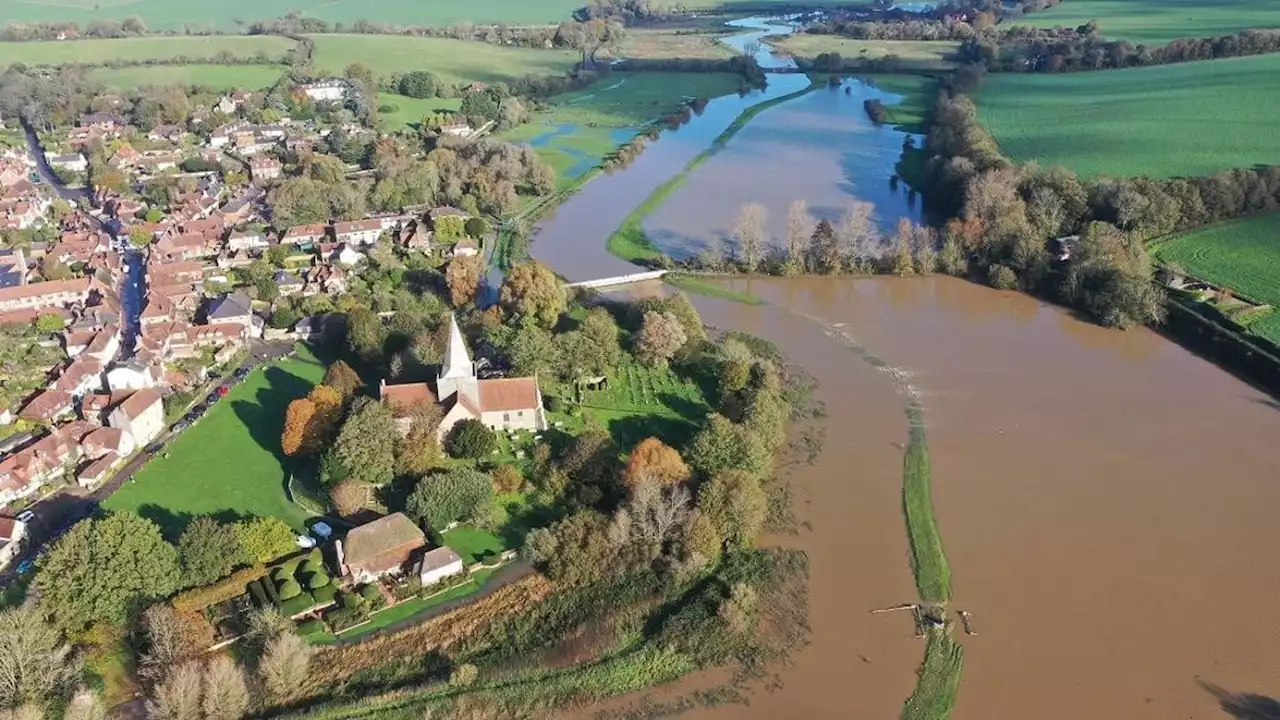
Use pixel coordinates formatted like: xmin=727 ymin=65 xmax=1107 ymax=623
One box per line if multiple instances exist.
xmin=564 ymin=270 xmax=667 ymax=289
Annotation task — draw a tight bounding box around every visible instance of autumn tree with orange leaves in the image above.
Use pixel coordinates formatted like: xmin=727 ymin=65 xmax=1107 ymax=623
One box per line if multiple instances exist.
xmin=622 ymin=437 xmax=691 ymax=490
xmin=281 ymin=385 xmax=344 ymax=456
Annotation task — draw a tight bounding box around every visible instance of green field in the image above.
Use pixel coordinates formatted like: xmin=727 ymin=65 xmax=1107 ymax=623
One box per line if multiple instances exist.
xmin=773 ymin=35 xmax=959 ymax=69
xmin=501 ymin=72 xmax=743 ymax=185
xmin=377 ymin=91 xmax=461 ymax=132
xmin=1155 ymin=212 xmax=1280 ymax=343
xmin=0 ymin=35 xmax=291 ymax=66
xmin=89 ymin=63 xmax=285 ymax=89
xmin=977 ymin=53 xmax=1280 ymax=179
xmin=104 ymin=346 xmax=325 ymax=536
xmin=309 ymin=34 xmax=578 ymax=87
xmin=1012 ymin=0 xmax=1280 ymax=45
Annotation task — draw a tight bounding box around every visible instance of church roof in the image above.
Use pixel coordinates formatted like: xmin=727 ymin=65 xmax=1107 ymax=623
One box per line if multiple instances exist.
xmin=381 ymin=381 xmax=436 ymax=415
xmin=477 ymin=377 xmax=539 ymax=412
xmin=440 ymin=313 xmax=472 ymax=380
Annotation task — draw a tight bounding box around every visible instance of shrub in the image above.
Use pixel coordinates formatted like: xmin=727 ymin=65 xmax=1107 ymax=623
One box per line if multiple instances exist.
xmin=464 ymin=217 xmax=488 ymax=237
xmin=296 ymin=618 xmax=325 ymax=636
xmin=988 ymin=264 xmax=1018 ymax=290
xmin=490 ymin=464 xmax=524 ymax=493
xmin=325 ymin=603 xmax=368 ymax=632
xmin=358 ymin=584 xmax=382 ymax=603
xmin=311 ymin=583 xmax=339 ymax=606
xmin=247 ymin=579 xmax=269 ymax=607
xmin=171 ymin=565 xmax=268 ymax=613
xmin=446 ymin=419 xmax=496 ymax=459
xmin=277 ymin=579 xmax=303 ymax=601
xmin=298 ymin=559 xmax=321 ymax=576
xmin=304 ymin=572 xmax=330 ymax=590
xmin=263 ymin=575 xmax=282 ymax=606
xmin=279 ymin=592 xmax=316 ymax=617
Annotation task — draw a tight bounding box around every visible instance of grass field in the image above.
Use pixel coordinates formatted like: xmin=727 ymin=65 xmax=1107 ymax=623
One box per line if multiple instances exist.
xmin=502 ymin=72 xmax=743 ymax=185
xmin=0 ymin=35 xmax=291 ymax=66
xmin=1011 ymin=0 xmax=1280 ymax=45
xmin=309 ymin=34 xmax=578 ymax=87
xmin=1155 ymin=212 xmax=1280 ymax=343
xmin=773 ymin=34 xmax=959 ymax=69
xmin=104 ymin=346 xmax=325 ymax=537
xmin=376 ymin=91 xmax=460 ymax=132
xmin=88 ymin=63 xmax=285 ymax=89
xmin=976 ymin=53 xmax=1280 ymax=179
xmin=606 ymin=28 xmax=736 ymax=61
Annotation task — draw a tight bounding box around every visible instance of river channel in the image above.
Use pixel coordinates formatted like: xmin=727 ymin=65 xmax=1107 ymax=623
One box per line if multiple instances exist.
xmin=537 ymin=17 xmax=1280 ymax=720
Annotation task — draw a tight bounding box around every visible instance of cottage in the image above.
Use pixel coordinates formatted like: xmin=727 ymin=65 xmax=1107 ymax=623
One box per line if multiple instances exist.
xmin=418 ymin=546 xmax=464 ymax=586
xmin=248 ymin=156 xmax=282 ymax=183
xmin=338 ymin=512 xmax=427 ymax=583
xmin=452 ymin=238 xmax=479 ymax=258
xmin=274 ymin=270 xmax=304 ymax=296
xmin=107 ymin=388 xmax=164 ymax=447
xmin=282 ymin=223 xmax=327 ymax=247
xmin=106 ymin=360 xmax=163 ymax=391
xmin=0 ymin=277 xmax=95 ymax=312
xmin=82 ymin=426 xmax=133 ymax=459
xmin=53 ymin=355 xmax=105 ymax=397
xmin=332 ymin=219 xmax=381 ymax=246
xmin=48 ymin=154 xmax=87 ymax=173
xmin=301 ymin=80 xmax=347 ymax=103
xmin=227 ymin=229 xmax=269 ymax=252
xmin=17 ymin=389 xmax=73 ymax=424
xmin=206 ymin=291 xmax=260 ymax=336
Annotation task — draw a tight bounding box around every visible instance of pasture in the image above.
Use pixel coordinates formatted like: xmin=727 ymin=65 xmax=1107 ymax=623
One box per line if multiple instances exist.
xmin=772 ymin=34 xmax=959 ymax=69
xmin=605 ymin=28 xmax=736 ymax=61
xmin=1155 ymin=212 xmax=1280 ymax=343
xmin=104 ymin=346 xmax=325 ymax=536
xmin=1011 ymin=0 xmax=1280 ymax=45
xmin=0 ymin=34 xmax=291 ymax=66
xmin=976 ymin=53 xmax=1280 ymax=179
xmin=309 ymin=35 xmax=578 ymax=86
xmin=88 ymin=63 xmax=285 ymax=89
xmin=376 ymin=91 xmax=461 ymax=132
xmin=502 ymin=71 xmax=742 ymax=184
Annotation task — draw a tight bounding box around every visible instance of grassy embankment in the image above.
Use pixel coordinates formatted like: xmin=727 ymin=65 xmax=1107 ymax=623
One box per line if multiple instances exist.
xmin=308 ymin=35 xmax=579 ymax=87
xmin=976 ymin=53 xmax=1280 ymax=178
xmin=771 ymin=35 xmax=960 ymax=71
xmin=1010 ymin=0 xmax=1280 ymax=45
xmin=1153 ymin=211 xmax=1280 ymax=344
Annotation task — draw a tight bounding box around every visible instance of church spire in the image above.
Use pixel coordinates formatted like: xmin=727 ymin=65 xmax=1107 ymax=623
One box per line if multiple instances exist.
xmin=439 ymin=313 xmax=473 ymax=381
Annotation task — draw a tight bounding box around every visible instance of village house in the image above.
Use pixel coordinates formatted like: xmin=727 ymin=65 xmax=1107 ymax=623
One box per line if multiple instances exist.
xmin=283 ymin=223 xmax=327 ymax=247
xmin=105 ymin=360 xmax=164 ymax=392
xmin=248 ymin=156 xmax=282 ymax=183
xmin=205 ymin=291 xmax=260 ymax=337
xmin=380 ymin=314 xmax=546 ymax=440
xmin=0 ymin=517 xmax=26 ymax=569
xmin=227 ymin=228 xmax=269 ymax=253
xmin=301 ymin=79 xmax=347 ymax=103
xmin=0 ymin=423 xmax=92 ymax=504
xmin=154 ymin=233 xmax=212 ymax=262
xmin=336 ymin=244 xmax=364 ymax=266
xmin=0 ymin=277 xmax=97 ymax=313
xmin=82 ymin=425 xmax=133 ymax=460
xmin=337 ymin=512 xmax=426 ymax=583
xmin=147 ymin=124 xmax=185 ymax=143
xmin=48 ymin=153 xmax=87 ymax=173
xmin=107 ymin=388 xmax=164 ymax=447
xmin=17 ymin=389 xmax=74 ymax=424
xmin=333 ymin=219 xmax=382 ymax=246
xmin=419 ymin=547 xmax=464 ymax=586
xmin=53 ymin=355 xmax=105 ymax=397
xmin=0 ymin=248 xmax=26 ymax=288
xmin=274 ymin=270 xmax=304 ymax=296
xmin=301 ymin=263 xmax=346 ymax=296
xmin=452 ymin=238 xmax=479 ymax=258
xmin=439 ymin=120 xmax=473 ymax=138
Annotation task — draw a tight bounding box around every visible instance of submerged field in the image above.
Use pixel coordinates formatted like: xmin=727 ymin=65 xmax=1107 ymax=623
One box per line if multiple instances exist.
xmin=0 ymin=35 xmax=291 ymax=65
xmin=1154 ymin=212 xmax=1280 ymax=343
xmin=977 ymin=53 xmax=1280 ymax=178
xmin=1011 ymin=0 xmax=1280 ymax=44
xmin=309 ymin=35 xmax=578 ymax=86
xmin=502 ymin=71 xmax=743 ymax=186
xmin=88 ymin=64 xmax=285 ymax=89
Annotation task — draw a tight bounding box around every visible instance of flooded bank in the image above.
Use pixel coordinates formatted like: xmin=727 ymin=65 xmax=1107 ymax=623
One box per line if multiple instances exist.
xmin=643 ymin=78 xmax=921 ymax=259
xmin=686 ymin=276 xmax=1280 ymax=719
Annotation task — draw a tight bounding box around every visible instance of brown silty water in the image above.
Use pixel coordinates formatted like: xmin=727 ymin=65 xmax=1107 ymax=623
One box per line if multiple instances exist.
xmin=679 ymin=276 xmax=1280 ymax=719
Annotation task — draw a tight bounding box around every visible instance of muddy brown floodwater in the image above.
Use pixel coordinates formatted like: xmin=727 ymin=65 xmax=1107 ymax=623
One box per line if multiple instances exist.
xmin=654 ymin=276 xmax=1280 ymax=720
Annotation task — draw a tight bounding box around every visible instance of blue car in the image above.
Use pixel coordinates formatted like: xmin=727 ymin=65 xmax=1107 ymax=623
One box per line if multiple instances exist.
xmin=15 ymin=560 xmax=33 ymax=575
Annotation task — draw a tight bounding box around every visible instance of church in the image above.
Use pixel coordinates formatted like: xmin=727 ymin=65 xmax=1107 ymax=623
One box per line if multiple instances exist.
xmin=379 ymin=314 xmax=548 ymax=440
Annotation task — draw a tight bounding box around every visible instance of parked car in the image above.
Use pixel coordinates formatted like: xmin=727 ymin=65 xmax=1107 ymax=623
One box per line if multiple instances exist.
xmin=172 ymin=420 xmax=189 ymax=432
xmin=145 ymin=442 xmax=164 ymax=453
xmin=233 ymin=367 xmax=251 ymax=379
xmin=216 ymin=386 xmax=230 ymax=397
xmin=15 ymin=560 xmax=32 ymax=575
xmin=16 ymin=510 xmax=35 ymax=523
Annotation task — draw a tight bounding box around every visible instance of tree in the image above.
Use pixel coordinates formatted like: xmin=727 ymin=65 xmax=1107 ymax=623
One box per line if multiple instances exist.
xmin=34 ymin=313 xmax=63 ymax=334
xmin=280 ymin=397 xmax=316 ymax=458
xmin=562 ymin=307 xmax=622 ymax=379
xmin=396 ymin=403 xmax=444 ymax=476
xmin=258 ymin=632 xmax=312 ymax=702
xmin=243 ymin=607 xmax=291 ymax=652
xmin=445 ymin=255 xmax=483 ymax=307
xmin=34 ymin=512 xmax=181 ymax=632
xmin=202 ymin=656 xmax=249 ymax=720
xmin=500 ymin=261 xmax=565 ymax=327
xmin=445 ymin=419 xmax=496 ymax=459
xmin=808 ymin=219 xmax=840 ymax=274
xmin=406 ymin=467 xmax=493 ymax=531
xmin=499 ymin=318 xmax=560 ymax=378
xmin=63 ymin=691 xmax=107 ymax=720
xmin=655 ymin=292 xmax=705 ymax=345
xmin=0 ymin=606 xmax=76 ymax=708
xmin=913 ymin=224 xmax=938 ymax=275
xmin=697 ymin=469 xmax=767 ymax=548
xmin=733 ymin=202 xmax=767 ymax=272
xmin=938 ymin=224 xmax=967 ymax=276
xmin=323 ymin=362 xmax=363 ymax=401
xmin=837 ymin=200 xmax=879 ymax=272
xmin=609 ymin=480 xmax=691 ymax=551
xmin=138 ymin=605 xmax=207 ymax=683
xmin=145 ymin=662 xmax=202 ymax=720
xmin=634 ymin=311 xmax=686 ymax=367
xmin=281 ymin=385 xmax=342 ymax=457
xmin=334 ymin=397 xmax=396 ymax=485
xmin=464 ymin=217 xmax=488 ymax=237
xmin=623 ymin=437 xmax=691 ymax=489
xmin=233 ymin=517 xmax=296 ymax=564
xmin=782 ymin=199 xmax=812 ymax=275
xmin=397 ymin=70 xmax=439 ymax=99
xmin=1062 ymin=221 xmax=1165 ymax=329
xmin=680 ymin=509 xmax=721 ymax=565
xmin=450 ymin=663 xmax=479 ymax=687
xmin=892 ymin=218 xmax=916 ymax=275
xmin=178 ymin=517 xmax=246 ymax=588
xmin=685 ymin=412 xmax=769 ymax=481
xmin=328 ymin=479 xmax=367 ymax=517
xmin=491 ymin=465 xmax=524 ymax=493
xmin=540 ymin=511 xmax=617 ymax=586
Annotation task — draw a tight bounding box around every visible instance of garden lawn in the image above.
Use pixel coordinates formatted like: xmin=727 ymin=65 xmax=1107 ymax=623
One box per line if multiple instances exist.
xmin=0 ymin=35 xmax=292 ymax=65
xmin=334 ymin=569 xmax=498 ymax=641
xmin=309 ymin=35 xmax=578 ymax=86
xmin=1154 ymin=212 xmax=1280 ymax=344
xmin=104 ymin=345 xmax=325 ymax=537
xmin=501 ymin=72 xmax=743 ymax=187
xmin=977 ymin=53 xmax=1280 ymax=178
xmin=1011 ymin=0 xmax=1280 ymax=45
xmin=377 ymin=92 xmax=461 ymax=133
xmin=579 ymin=360 xmax=710 ymax=450
xmin=88 ymin=64 xmax=286 ymax=89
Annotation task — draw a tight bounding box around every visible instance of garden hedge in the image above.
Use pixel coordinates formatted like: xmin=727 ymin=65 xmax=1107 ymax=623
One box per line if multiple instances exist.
xmin=171 ymin=565 xmax=268 ymax=613
xmin=304 ymin=572 xmax=331 ymax=590
xmin=247 ymin=579 xmax=270 ymax=607
xmin=277 ymin=579 xmax=303 ymax=601
xmin=311 ymin=583 xmax=339 ymax=605
xmin=296 ymin=618 xmax=325 ymax=636
xmin=280 ymin=592 xmax=317 ymax=617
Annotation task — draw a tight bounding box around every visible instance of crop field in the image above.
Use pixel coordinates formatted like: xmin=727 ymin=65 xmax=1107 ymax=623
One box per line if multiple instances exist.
xmin=772 ymin=34 xmax=959 ymax=69
xmin=0 ymin=35 xmax=291 ymax=66
xmin=376 ymin=91 xmax=461 ymax=132
xmin=1154 ymin=212 xmax=1280 ymax=343
xmin=1012 ymin=0 xmax=1280 ymax=45
xmin=88 ymin=63 xmax=285 ymax=89
xmin=502 ymin=72 xmax=742 ymax=184
xmin=976 ymin=53 xmax=1280 ymax=179
xmin=309 ymin=35 xmax=578 ymax=87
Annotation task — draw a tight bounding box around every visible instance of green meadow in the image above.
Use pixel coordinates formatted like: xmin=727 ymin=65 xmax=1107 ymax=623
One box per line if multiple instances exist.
xmin=309 ymin=34 xmax=579 ymax=87
xmin=0 ymin=34 xmax=291 ymax=65
xmin=1012 ymin=0 xmax=1280 ymax=45
xmin=88 ymin=63 xmax=285 ymax=89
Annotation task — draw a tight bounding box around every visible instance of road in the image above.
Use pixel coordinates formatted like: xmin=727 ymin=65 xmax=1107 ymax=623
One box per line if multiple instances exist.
xmin=21 ymin=119 xmax=92 ymax=205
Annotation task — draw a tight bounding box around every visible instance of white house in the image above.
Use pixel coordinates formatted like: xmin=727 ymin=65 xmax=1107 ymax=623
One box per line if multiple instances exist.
xmin=333 ymin=219 xmax=382 ymax=246
xmin=48 ymin=154 xmax=88 ymax=173
xmin=107 ymin=388 xmax=164 ymax=447
xmin=106 ymin=361 xmax=162 ymax=391
xmin=227 ymin=229 xmax=269 ymax=252
xmin=0 ymin=517 xmax=26 ymax=569
xmin=418 ymin=546 xmax=463 ymax=586
xmin=301 ymin=80 xmax=347 ymax=103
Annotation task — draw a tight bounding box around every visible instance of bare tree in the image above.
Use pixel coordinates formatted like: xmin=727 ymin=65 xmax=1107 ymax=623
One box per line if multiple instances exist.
xmin=64 ymin=690 xmax=108 ymax=720
xmin=732 ymin=202 xmax=767 ymax=273
xmin=783 ymin=200 xmax=813 ymax=275
xmin=913 ymin=224 xmax=939 ymax=274
xmin=892 ymin=218 xmax=917 ymax=275
xmin=202 ymin=656 xmax=249 ymax=720
xmin=0 ymin=605 xmax=77 ymax=708
xmin=836 ymin=200 xmax=880 ymax=273
xmin=145 ymin=662 xmax=202 ymax=720
xmin=138 ymin=605 xmax=190 ymax=683
xmin=634 ymin=311 xmax=687 ymax=367
xmin=611 ymin=480 xmax=691 ymax=547
xmin=259 ymin=632 xmax=313 ymax=703
xmin=697 ymin=233 xmax=725 ymax=271
xmin=243 ymin=607 xmax=292 ymax=653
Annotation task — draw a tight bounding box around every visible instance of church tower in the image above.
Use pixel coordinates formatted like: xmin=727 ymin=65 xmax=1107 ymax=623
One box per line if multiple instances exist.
xmin=436 ymin=313 xmax=475 ymax=401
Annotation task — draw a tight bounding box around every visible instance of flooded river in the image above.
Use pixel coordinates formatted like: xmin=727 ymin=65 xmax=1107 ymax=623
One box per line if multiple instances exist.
xmin=536 ymin=15 xmax=1280 ymax=720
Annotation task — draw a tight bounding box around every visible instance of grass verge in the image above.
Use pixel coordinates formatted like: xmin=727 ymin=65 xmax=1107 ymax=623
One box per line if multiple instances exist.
xmin=664 ymin=273 xmax=763 ymax=304
xmin=902 ymin=404 xmax=951 ymax=604
xmin=902 ymin=630 xmax=965 ymax=720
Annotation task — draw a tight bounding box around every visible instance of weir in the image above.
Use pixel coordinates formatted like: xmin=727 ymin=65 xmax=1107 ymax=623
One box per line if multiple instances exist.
xmin=562 ymin=270 xmax=667 ymax=289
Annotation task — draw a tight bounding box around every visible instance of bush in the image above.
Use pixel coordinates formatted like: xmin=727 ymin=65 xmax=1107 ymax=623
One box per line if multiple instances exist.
xmin=464 ymin=217 xmax=488 ymax=237
xmin=325 ymin=602 xmax=369 ymax=632
xmin=311 ymin=583 xmax=339 ymax=606
xmin=987 ymin=264 xmax=1018 ymax=290
xmin=298 ymin=559 xmax=322 ymax=576
xmin=171 ymin=565 xmax=268 ymax=613
xmin=491 ymin=464 xmax=524 ymax=493
xmin=279 ymin=592 xmax=317 ymax=617
xmin=263 ymin=575 xmax=282 ymax=606
xmin=277 ymin=579 xmax=303 ymax=601
xmin=247 ymin=579 xmax=270 ymax=607
xmin=296 ymin=618 xmax=325 ymax=636
xmin=358 ymin=584 xmax=382 ymax=603
xmin=304 ymin=572 xmax=330 ymax=590
xmin=446 ymin=419 xmax=496 ymax=459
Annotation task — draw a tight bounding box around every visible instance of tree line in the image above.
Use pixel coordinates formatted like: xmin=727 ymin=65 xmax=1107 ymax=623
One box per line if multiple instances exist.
xmin=960 ymin=25 xmax=1280 ymax=72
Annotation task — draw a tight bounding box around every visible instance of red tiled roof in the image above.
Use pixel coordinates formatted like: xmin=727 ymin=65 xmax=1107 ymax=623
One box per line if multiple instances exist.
xmin=380 ymin=382 xmax=436 ymax=416
xmin=0 ymin=278 xmax=91 ymax=304
xmin=477 ymin=377 xmax=539 ymax=413
xmin=115 ymin=388 xmax=161 ymax=421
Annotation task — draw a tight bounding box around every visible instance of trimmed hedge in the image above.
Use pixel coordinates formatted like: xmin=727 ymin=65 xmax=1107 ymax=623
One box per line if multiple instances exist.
xmin=171 ymin=565 xmax=267 ymax=613
xmin=280 ymin=593 xmax=317 ymax=617
xmin=311 ymin=583 xmax=338 ymax=605
xmin=325 ymin=604 xmax=368 ymax=632
xmin=296 ymin=618 xmax=325 ymax=636
xmin=304 ymin=572 xmax=330 ymax=590
xmin=277 ymin=579 xmax=303 ymax=601
xmin=358 ymin=583 xmax=381 ymax=603
xmin=247 ymin=579 xmax=270 ymax=607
